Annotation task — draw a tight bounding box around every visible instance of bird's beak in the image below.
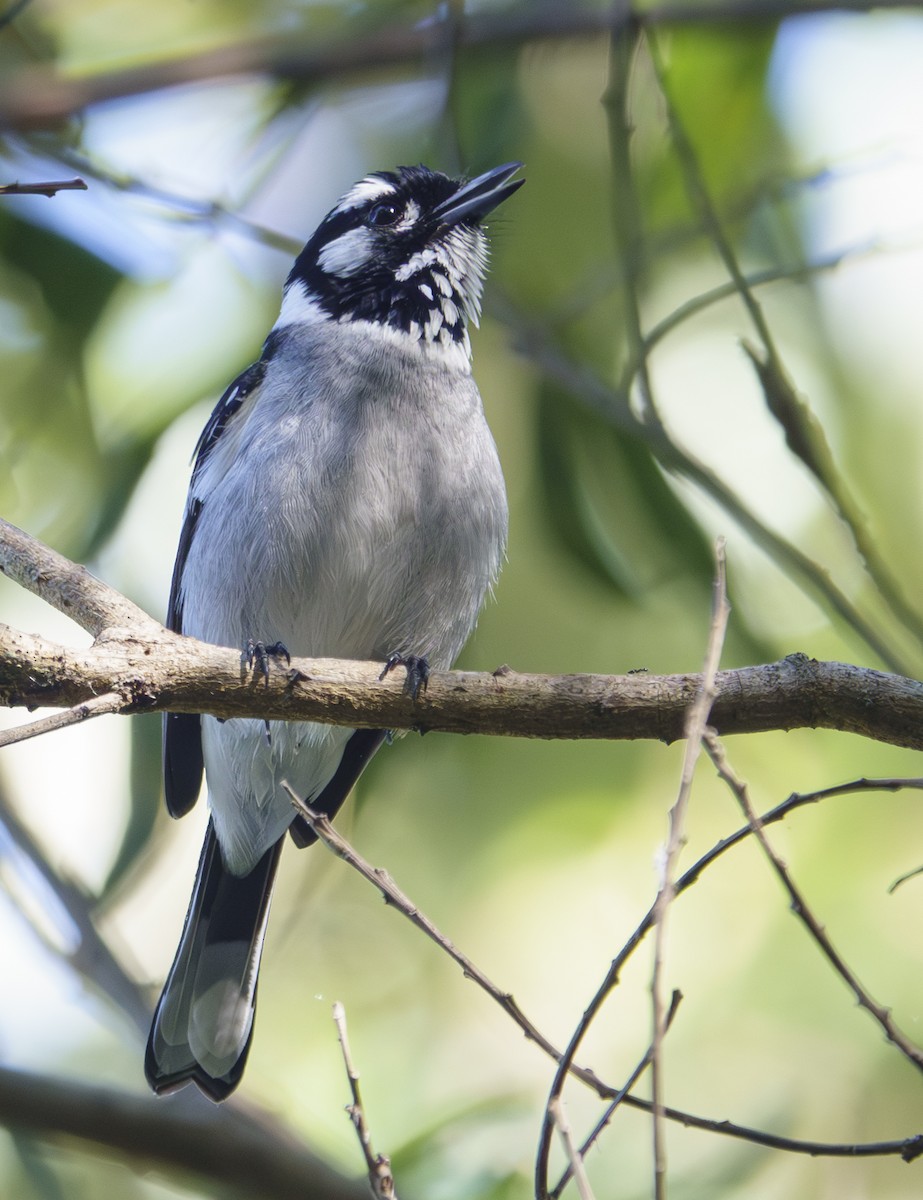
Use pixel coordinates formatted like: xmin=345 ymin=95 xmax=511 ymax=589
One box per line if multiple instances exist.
xmin=433 ymin=161 xmax=525 ymax=225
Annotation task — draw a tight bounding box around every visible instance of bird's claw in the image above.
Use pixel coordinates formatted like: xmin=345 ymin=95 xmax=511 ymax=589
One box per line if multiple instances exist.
xmin=380 ymin=653 xmax=430 ymax=700
xmin=245 ymin=639 xmax=291 ymax=688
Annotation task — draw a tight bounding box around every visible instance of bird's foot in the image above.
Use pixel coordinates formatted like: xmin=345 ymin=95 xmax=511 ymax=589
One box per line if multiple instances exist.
xmin=244 ymin=639 xmax=291 ymax=688
xmin=380 ymin=653 xmax=430 ymax=701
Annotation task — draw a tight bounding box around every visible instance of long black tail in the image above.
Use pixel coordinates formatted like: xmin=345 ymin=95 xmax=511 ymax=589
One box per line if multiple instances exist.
xmin=145 ymin=821 xmax=283 ymax=1102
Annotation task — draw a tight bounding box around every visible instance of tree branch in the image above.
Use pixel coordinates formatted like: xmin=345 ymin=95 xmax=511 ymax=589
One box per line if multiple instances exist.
xmin=0 ymin=1066 xmax=367 ymax=1200
xmin=2 ymin=521 xmax=923 ymax=748
xmin=1 ymin=3 xmax=920 ymax=131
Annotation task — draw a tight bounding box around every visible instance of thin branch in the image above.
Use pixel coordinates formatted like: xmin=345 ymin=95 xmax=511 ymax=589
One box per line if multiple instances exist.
xmin=889 ymin=864 xmax=923 ymax=894
xmin=0 ymin=176 xmax=87 ymax=197
xmin=333 ymin=1002 xmax=397 ymax=1200
xmin=618 ymin=1097 xmax=923 ymax=1163
xmin=529 ymin=771 xmax=923 ymax=1193
xmin=550 ymin=992 xmax=683 ymax=1200
xmin=648 ymin=33 xmax=923 ymax=657
xmin=282 ymin=788 xmax=600 ymax=1087
xmin=603 ymin=14 xmax=656 ymax=420
xmin=0 ymin=0 xmax=32 ymax=31
xmin=495 ymin=299 xmax=916 ymax=678
xmin=44 ymin=143 xmax=301 ymax=255
xmin=285 ymin=786 xmax=923 ymax=1171
xmin=0 ymin=692 xmax=123 ymax=748
xmin=548 ymin=1098 xmax=597 ymax=1200
xmin=635 ymin=243 xmax=880 ymax=367
xmin=651 ymin=541 xmax=731 ymax=1199
xmin=535 ymin=545 xmax=730 ymax=1200
xmin=704 ymin=732 xmax=923 ymax=1073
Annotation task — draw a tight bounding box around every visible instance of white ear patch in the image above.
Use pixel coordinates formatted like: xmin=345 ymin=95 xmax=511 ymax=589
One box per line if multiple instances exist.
xmin=273 ymin=280 xmax=329 ymax=330
xmin=318 ymin=227 xmax=375 ymax=277
xmin=336 ymin=177 xmax=396 ymax=213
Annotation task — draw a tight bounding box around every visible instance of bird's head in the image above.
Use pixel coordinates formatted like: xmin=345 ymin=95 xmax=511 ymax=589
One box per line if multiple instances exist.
xmin=275 ymin=162 xmax=524 ymax=363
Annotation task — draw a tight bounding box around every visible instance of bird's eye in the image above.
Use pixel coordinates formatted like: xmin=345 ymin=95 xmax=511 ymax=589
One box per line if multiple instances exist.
xmin=367 ymin=202 xmax=401 ymax=227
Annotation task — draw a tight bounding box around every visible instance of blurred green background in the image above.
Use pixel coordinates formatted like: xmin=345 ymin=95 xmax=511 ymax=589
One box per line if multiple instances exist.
xmin=0 ymin=2 xmax=921 ymax=1198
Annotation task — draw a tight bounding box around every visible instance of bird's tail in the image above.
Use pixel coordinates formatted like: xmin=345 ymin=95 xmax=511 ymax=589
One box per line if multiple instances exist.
xmin=145 ymin=820 xmax=283 ymax=1102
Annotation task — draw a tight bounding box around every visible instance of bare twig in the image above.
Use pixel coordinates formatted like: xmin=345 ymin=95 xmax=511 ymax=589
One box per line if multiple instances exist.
xmin=0 ymin=692 xmax=123 ymax=748
xmin=704 ymin=733 xmax=923 ymax=1073
xmin=635 ymin=243 xmax=880 ymax=367
xmin=0 ymin=0 xmax=32 ymax=31
xmin=548 ymin=1098 xmax=596 ymax=1200
xmin=603 ymin=14 xmax=656 ymax=420
xmin=0 ymin=177 xmax=87 ymax=197
xmin=494 ymin=299 xmax=915 ymax=678
xmin=528 ymin=776 xmax=923 ymax=1168
xmin=537 ymin=544 xmax=729 ymax=1200
xmin=284 ymin=780 xmax=923 ymax=1179
xmin=333 ymin=1003 xmax=397 ymax=1200
xmin=282 ymin=787 xmax=599 ymax=1086
xmin=550 ymin=991 xmax=683 ymax=1200
xmin=534 ymin=773 xmax=923 ymax=1193
xmin=889 ymin=864 xmax=923 ymax=894
xmin=618 ymin=1099 xmax=922 ymax=1163
xmin=648 ymin=33 xmax=923 ymax=656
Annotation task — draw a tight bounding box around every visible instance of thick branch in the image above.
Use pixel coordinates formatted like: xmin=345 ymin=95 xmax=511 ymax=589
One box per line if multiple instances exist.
xmin=0 ymin=1066 xmax=366 ymax=1200
xmin=0 ymin=518 xmax=163 ymax=639
xmin=3 ymin=520 xmax=923 ymax=749
xmin=3 ymin=618 xmax=923 ymax=750
xmin=0 ymin=2 xmax=919 ymax=130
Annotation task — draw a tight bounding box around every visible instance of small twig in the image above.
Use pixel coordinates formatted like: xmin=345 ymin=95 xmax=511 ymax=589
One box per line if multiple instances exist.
xmin=635 ymin=243 xmax=878 ymax=368
xmin=648 ymin=32 xmax=923 ymax=657
xmin=889 ymin=864 xmax=923 ymax=894
xmin=548 ymin=1098 xmax=596 ymax=1200
xmin=650 ymin=539 xmax=730 ymax=1199
xmin=0 ymin=177 xmax=87 ymax=197
xmin=281 ymin=784 xmax=598 ymax=1082
xmin=603 ymin=13 xmax=656 ymax=422
xmin=550 ymin=991 xmax=683 ymax=1200
xmin=333 ymin=1003 xmax=396 ymax=1200
xmin=495 ymin=299 xmax=915 ymax=677
xmin=283 ymin=784 xmax=922 ymax=1164
xmin=704 ymin=732 xmax=923 ymax=1074
xmin=618 ymin=1098 xmax=922 ymax=1162
xmin=0 ymin=692 xmax=123 ymax=748
xmin=528 ymin=774 xmax=923 ymax=1178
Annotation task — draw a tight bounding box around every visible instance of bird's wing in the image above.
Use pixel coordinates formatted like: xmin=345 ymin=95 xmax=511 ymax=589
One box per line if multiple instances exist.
xmin=162 ymin=361 xmax=267 ymax=818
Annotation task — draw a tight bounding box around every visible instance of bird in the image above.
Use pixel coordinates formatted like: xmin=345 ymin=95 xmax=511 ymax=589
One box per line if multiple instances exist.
xmin=144 ymin=160 xmax=524 ymax=1101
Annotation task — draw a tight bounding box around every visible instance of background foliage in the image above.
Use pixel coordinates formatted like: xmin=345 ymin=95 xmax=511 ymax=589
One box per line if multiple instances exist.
xmin=0 ymin=1 xmax=921 ymax=1197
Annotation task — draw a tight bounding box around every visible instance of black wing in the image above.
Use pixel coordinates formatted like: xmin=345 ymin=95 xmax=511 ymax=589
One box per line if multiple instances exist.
xmin=162 ymin=361 xmax=267 ymax=819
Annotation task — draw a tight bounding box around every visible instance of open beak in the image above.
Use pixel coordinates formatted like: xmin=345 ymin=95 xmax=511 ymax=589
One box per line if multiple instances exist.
xmin=433 ymin=161 xmax=525 ymax=225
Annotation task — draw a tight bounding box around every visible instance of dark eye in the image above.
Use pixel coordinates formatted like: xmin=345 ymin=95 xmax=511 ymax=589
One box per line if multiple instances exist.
xmin=367 ymin=202 xmax=401 ymax=227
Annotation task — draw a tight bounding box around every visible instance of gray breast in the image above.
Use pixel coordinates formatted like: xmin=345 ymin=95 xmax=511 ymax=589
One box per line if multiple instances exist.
xmin=181 ymin=320 xmax=508 ymax=671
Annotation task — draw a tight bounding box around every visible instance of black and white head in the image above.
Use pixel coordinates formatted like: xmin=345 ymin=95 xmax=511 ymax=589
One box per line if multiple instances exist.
xmin=274 ymin=162 xmax=524 ymax=369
